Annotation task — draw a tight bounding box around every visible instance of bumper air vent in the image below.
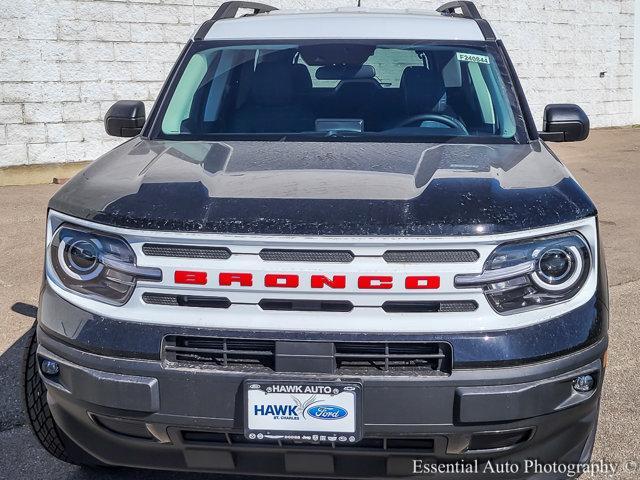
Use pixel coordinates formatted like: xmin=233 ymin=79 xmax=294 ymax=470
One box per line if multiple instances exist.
xmin=382 ymin=300 xmax=477 ymax=313
xmin=164 ymin=337 xmax=451 ymax=376
xmin=385 ymin=438 xmax=435 ymax=451
xmin=143 ymin=293 xmax=231 ymax=309
xmin=181 ymin=430 xmax=435 ymax=453
xmin=91 ymin=414 xmax=154 ymax=440
xmin=383 ymin=249 xmax=479 ymax=263
xmin=259 ymin=299 xmax=353 ymax=312
xmin=142 ymin=244 xmax=231 ymax=259
xmin=164 ymin=336 xmax=276 ymax=371
xmin=468 ymin=428 xmax=534 ymax=452
xmin=334 ymin=342 xmax=451 ymax=376
xmin=259 ymin=249 xmax=354 ymax=263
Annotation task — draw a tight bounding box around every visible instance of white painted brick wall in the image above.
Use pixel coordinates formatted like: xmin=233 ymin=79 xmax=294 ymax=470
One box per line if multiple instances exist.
xmin=0 ymin=0 xmax=636 ymax=167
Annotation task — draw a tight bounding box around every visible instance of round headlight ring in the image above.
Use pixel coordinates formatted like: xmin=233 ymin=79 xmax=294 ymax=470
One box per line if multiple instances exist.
xmin=58 ymin=235 xmax=104 ymax=281
xmin=67 ymin=240 xmax=99 ymax=271
xmin=537 ymin=248 xmax=574 ymax=283
xmin=531 ymin=245 xmax=583 ymax=292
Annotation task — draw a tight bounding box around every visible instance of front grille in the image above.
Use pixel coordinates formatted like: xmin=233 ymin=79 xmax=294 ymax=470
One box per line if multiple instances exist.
xmin=142 ymin=243 xmax=231 ymax=259
xmin=181 ymin=430 xmax=435 ymax=453
xmin=383 ymin=249 xmax=479 ymax=263
xmin=260 ymin=249 xmax=355 ymax=263
xmin=164 ymin=336 xmax=276 ymax=371
xmin=143 ymin=294 xmax=475 ymax=314
xmin=164 ymin=336 xmax=451 ymax=376
xmin=142 ymin=245 xmax=478 ymax=263
xmin=334 ymin=342 xmax=451 ymax=375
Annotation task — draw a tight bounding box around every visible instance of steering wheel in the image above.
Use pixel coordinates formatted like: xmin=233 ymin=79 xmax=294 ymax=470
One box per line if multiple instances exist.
xmin=396 ymin=114 xmax=469 ymax=134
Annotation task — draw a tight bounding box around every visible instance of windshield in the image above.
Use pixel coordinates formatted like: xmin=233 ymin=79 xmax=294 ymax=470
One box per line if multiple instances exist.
xmin=156 ymin=41 xmax=524 ymax=143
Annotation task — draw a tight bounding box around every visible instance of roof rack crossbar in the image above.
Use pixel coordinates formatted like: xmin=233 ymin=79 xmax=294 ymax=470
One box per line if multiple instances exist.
xmin=436 ymin=1 xmax=482 ymax=19
xmin=436 ymin=1 xmax=496 ymax=41
xmin=194 ymin=1 xmax=278 ymax=40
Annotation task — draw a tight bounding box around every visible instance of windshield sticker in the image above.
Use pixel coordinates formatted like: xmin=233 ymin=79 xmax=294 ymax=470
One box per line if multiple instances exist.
xmin=457 ymin=52 xmax=490 ymax=64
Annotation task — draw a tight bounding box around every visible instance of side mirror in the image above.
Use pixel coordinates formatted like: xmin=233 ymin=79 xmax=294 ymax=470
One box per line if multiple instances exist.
xmin=104 ymin=100 xmax=146 ymax=137
xmin=538 ymin=104 xmax=589 ymax=142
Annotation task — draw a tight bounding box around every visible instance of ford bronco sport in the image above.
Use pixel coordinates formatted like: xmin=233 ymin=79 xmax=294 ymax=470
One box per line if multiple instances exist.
xmin=23 ymin=2 xmax=608 ymax=478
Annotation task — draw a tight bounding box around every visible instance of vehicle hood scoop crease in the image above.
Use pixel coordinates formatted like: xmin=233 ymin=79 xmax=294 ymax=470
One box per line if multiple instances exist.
xmin=49 ymin=139 xmax=596 ymax=236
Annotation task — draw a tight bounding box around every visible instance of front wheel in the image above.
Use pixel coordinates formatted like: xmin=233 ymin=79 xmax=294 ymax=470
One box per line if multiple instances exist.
xmin=22 ymin=324 xmax=103 ymax=467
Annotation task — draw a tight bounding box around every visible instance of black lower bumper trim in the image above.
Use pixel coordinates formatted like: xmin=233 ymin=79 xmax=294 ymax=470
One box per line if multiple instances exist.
xmin=37 ymin=325 xmax=605 ymax=478
xmin=47 ymin=392 xmax=600 ymax=478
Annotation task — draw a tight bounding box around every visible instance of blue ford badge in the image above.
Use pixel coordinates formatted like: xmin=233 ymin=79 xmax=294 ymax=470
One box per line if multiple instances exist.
xmin=307 ymin=405 xmax=348 ymax=420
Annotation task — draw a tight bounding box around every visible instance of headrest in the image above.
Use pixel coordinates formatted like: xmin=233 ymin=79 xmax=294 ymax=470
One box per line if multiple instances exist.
xmin=250 ymin=62 xmax=294 ymax=106
xmin=333 ymin=80 xmax=381 ymax=113
xmin=400 ymin=66 xmax=446 ymax=116
xmin=291 ymin=63 xmax=312 ymax=94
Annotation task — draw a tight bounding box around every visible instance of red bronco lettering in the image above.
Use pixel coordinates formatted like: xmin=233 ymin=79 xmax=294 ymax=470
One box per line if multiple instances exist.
xmin=174 ymin=272 xmax=441 ymax=289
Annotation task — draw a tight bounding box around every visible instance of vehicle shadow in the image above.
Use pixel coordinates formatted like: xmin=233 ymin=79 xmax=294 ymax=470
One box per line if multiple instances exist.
xmin=0 ymin=303 xmax=272 ymax=480
xmin=0 ymin=305 xmax=35 ymax=433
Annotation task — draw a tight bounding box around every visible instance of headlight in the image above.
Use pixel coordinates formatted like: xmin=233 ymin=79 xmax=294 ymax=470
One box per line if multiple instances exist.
xmin=455 ymin=232 xmax=591 ymax=314
xmin=49 ymin=224 xmax=161 ymax=305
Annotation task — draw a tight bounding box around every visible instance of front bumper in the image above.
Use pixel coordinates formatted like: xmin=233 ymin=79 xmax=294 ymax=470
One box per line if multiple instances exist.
xmin=35 ymin=282 xmax=608 ymax=478
xmin=36 ymin=339 xmax=606 ymax=477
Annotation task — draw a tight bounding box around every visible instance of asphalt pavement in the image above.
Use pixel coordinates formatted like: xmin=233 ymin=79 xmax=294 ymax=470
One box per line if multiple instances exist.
xmin=0 ymin=128 xmax=639 ymax=479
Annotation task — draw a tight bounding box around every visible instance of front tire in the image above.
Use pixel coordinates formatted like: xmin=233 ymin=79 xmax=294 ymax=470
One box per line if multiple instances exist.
xmin=22 ymin=324 xmax=102 ymax=467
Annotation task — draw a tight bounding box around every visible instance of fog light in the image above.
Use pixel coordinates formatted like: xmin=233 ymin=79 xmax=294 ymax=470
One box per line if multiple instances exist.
xmin=572 ymin=374 xmax=595 ymax=393
xmin=41 ymin=359 xmax=60 ymax=376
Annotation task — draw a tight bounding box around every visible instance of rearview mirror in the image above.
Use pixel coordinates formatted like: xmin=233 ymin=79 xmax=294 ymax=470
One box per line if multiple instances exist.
xmin=538 ymin=104 xmax=589 ymax=142
xmin=104 ymin=100 xmax=145 ymax=137
xmin=315 ymin=64 xmax=376 ymax=80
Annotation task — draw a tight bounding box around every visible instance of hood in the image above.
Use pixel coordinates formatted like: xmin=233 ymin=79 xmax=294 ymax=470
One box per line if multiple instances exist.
xmin=49 ymin=139 xmax=596 ymax=236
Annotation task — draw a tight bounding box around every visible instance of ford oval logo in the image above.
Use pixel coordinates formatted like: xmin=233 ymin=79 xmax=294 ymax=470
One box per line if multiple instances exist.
xmin=307 ymin=405 xmax=348 ymax=420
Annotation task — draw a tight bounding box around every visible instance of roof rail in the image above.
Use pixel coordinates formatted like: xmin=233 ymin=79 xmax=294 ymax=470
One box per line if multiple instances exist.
xmin=194 ymin=1 xmax=278 ymax=40
xmin=211 ymin=1 xmax=277 ymax=21
xmin=436 ymin=1 xmax=496 ymax=41
xmin=436 ymin=1 xmax=482 ymax=19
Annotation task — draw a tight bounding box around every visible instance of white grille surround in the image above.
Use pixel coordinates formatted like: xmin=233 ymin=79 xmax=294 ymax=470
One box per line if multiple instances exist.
xmin=45 ymin=210 xmax=598 ymax=334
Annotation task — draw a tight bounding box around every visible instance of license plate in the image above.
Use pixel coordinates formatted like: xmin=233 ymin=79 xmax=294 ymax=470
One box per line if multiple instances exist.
xmin=244 ymin=380 xmax=362 ymax=443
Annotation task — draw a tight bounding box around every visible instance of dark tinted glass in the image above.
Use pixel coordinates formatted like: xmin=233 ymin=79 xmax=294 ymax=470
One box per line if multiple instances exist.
xmin=159 ymin=42 xmax=522 ymax=142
